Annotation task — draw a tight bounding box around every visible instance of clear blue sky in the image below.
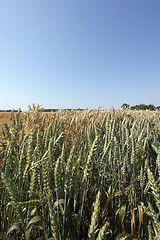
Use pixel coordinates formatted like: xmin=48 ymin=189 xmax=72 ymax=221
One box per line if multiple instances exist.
xmin=0 ymin=0 xmax=160 ymax=110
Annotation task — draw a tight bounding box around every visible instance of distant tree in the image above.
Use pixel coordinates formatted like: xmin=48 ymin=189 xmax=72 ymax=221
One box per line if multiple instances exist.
xmin=139 ymin=104 xmax=147 ymax=110
xmin=130 ymin=104 xmax=156 ymax=111
xmin=130 ymin=105 xmax=137 ymax=110
xmin=147 ymin=104 xmax=156 ymax=111
xmin=156 ymin=106 xmax=160 ymax=110
xmin=121 ymin=103 xmax=130 ymax=110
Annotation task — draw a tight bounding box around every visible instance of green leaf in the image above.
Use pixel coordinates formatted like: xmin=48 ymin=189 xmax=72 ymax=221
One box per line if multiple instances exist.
xmin=26 ymin=215 xmax=42 ymax=231
xmin=7 ymin=223 xmax=23 ymax=235
xmin=119 ymin=205 xmax=126 ymax=227
xmin=25 ymin=228 xmax=32 ymax=240
xmin=25 ymin=216 xmax=42 ymax=240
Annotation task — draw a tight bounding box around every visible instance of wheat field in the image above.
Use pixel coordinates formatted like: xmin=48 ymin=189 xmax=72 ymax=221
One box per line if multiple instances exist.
xmin=0 ymin=105 xmax=160 ymax=240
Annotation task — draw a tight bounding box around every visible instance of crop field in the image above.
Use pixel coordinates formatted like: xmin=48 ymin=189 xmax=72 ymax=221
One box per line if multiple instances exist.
xmin=0 ymin=105 xmax=160 ymax=240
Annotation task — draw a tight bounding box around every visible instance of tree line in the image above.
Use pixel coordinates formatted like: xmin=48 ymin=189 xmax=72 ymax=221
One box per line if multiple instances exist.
xmin=121 ymin=103 xmax=160 ymax=111
xmin=0 ymin=109 xmax=85 ymax=112
xmin=0 ymin=106 xmax=159 ymax=112
xmin=0 ymin=109 xmax=21 ymax=112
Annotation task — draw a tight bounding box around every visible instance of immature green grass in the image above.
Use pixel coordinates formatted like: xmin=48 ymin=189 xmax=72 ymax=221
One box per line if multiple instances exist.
xmin=0 ymin=105 xmax=160 ymax=239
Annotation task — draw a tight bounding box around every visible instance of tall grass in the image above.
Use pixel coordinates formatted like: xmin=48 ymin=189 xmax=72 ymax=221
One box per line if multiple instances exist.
xmin=0 ymin=105 xmax=160 ymax=239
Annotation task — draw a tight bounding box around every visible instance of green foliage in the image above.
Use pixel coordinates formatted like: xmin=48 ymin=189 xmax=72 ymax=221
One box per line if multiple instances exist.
xmin=121 ymin=103 xmax=130 ymax=110
xmin=130 ymin=104 xmax=156 ymax=111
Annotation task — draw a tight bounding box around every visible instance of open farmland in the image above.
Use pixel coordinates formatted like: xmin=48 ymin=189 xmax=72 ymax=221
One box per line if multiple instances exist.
xmin=0 ymin=106 xmax=160 ymax=240
xmin=0 ymin=113 xmax=11 ymax=132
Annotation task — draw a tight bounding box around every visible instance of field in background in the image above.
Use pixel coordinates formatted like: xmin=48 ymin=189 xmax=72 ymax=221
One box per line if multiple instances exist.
xmin=0 ymin=105 xmax=160 ymax=240
xmin=0 ymin=108 xmax=159 ymax=128
xmin=0 ymin=113 xmax=10 ymax=131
